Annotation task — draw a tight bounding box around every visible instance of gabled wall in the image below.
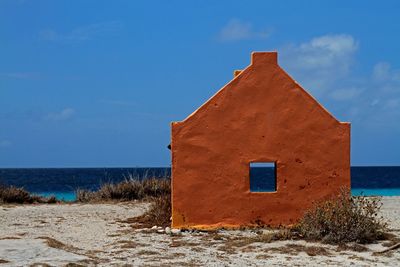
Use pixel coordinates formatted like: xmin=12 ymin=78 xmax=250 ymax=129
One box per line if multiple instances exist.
xmin=171 ymin=52 xmax=350 ymax=229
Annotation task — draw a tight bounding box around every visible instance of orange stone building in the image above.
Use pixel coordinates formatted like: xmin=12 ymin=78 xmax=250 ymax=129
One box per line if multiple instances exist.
xmin=170 ymin=52 xmax=350 ymax=229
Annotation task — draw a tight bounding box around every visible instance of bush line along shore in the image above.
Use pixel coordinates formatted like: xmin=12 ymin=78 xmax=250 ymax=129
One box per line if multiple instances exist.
xmin=0 ymin=179 xmax=393 ymax=245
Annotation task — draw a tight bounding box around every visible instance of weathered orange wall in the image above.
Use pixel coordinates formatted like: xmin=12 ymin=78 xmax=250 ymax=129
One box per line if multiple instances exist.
xmin=171 ymin=52 xmax=350 ymax=229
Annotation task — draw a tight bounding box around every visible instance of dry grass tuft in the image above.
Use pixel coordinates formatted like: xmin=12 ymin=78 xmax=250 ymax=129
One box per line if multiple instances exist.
xmin=142 ymin=193 xmax=171 ymax=227
xmin=0 ymin=184 xmax=57 ymax=204
xmin=255 ymin=254 xmax=273 ymax=260
xmin=64 ymin=263 xmax=86 ymax=267
xmin=0 ymin=236 xmax=21 ymax=240
xmin=125 ymin=193 xmax=172 ymax=228
xmin=216 ymin=230 xmax=296 ymax=253
xmin=76 ymin=177 xmax=170 ymax=203
xmin=304 ymin=245 xmax=332 ymax=256
xmin=337 ymin=243 xmax=369 ymax=252
xmin=382 ymin=239 xmax=400 ymax=248
xmin=118 ymin=240 xmax=139 ymax=249
xmin=136 ymin=250 xmax=160 ymax=256
xmin=39 ymin=236 xmax=69 ymax=250
xmin=76 ymin=177 xmax=172 ymax=229
xmin=29 ymin=263 xmax=53 ymax=267
xmin=167 ymin=260 xmax=201 ymax=267
xmin=36 ymin=237 xmax=100 ymax=265
xmin=36 ymin=236 xmax=83 ymax=256
xmin=295 ymin=188 xmax=388 ymax=244
xmin=262 ymin=243 xmax=332 ymax=256
xmin=191 ymin=247 xmax=206 ymax=252
xmin=169 ymin=238 xmax=200 ymax=248
xmin=380 ymin=232 xmax=400 ymax=247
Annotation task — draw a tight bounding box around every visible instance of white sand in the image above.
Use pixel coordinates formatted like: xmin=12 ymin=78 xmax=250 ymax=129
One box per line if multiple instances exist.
xmin=0 ymin=239 xmax=87 ymax=266
xmin=0 ymin=197 xmax=399 ymax=266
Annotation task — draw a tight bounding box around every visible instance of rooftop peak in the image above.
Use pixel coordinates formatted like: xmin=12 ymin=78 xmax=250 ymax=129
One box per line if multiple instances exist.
xmin=251 ymin=51 xmax=278 ymax=65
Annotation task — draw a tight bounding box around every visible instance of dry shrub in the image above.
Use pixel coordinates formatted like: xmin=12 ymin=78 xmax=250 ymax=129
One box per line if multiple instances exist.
xmin=76 ymin=177 xmax=170 ymax=202
xmin=296 ymin=188 xmax=387 ymax=244
xmin=98 ymin=178 xmax=172 ymax=228
xmin=131 ymin=193 xmax=172 ymax=228
xmin=145 ymin=194 xmax=172 ymax=227
xmin=0 ymin=185 xmax=31 ymax=203
xmin=304 ymin=246 xmax=331 ymax=256
xmin=0 ymin=184 xmax=57 ymax=204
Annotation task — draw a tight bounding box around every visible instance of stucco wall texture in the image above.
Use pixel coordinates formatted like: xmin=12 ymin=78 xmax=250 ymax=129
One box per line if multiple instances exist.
xmin=171 ymin=52 xmax=350 ymax=229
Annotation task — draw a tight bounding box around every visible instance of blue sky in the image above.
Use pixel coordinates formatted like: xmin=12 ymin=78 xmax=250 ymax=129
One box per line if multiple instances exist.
xmin=1 ymin=0 xmax=400 ymax=167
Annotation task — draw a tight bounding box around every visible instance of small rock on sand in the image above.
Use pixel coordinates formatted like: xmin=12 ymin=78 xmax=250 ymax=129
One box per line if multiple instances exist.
xmin=165 ymin=227 xmax=171 ymax=234
xmin=171 ymin=228 xmax=181 ymax=234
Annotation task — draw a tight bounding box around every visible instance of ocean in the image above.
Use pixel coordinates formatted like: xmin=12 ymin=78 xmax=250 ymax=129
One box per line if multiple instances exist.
xmin=0 ymin=167 xmax=399 ymax=201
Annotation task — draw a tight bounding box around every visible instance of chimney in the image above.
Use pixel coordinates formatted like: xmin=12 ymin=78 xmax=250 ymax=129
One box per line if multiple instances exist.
xmin=251 ymin=51 xmax=278 ymax=66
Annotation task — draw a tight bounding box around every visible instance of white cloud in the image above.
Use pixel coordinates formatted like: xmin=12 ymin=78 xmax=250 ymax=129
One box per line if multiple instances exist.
xmin=40 ymin=21 xmax=123 ymax=43
xmin=45 ymin=108 xmax=76 ymax=121
xmin=283 ymin=34 xmax=357 ymax=70
xmin=359 ymin=62 xmax=400 ymax=131
xmin=373 ymin=62 xmax=400 ymax=82
xmin=276 ymin=33 xmax=400 ymax=132
xmin=373 ymin=61 xmax=400 ymax=86
xmin=218 ymin=19 xmax=271 ymax=42
xmin=373 ymin=62 xmax=391 ymax=81
xmin=0 ymin=140 xmax=12 ymax=147
xmin=304 ymin=35 xmax=356 ymax=72
xmin=280 ymin=34 xmax=358 ymax=99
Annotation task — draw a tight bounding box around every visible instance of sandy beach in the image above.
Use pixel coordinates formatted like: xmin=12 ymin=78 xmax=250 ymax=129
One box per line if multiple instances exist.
xmin=0 ymin=197 xmax=399 ymax=266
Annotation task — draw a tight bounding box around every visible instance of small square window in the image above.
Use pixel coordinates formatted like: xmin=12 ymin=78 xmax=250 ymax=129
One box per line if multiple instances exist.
xmin=250 ymin=162 xmax=276 ymax=192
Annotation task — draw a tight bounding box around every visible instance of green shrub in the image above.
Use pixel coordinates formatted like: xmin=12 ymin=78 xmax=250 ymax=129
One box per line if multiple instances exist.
xmin=296 ymin=189 xmax=387 ymax=244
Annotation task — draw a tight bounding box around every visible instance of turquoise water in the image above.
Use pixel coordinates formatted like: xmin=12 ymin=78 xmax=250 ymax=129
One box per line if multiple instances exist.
xmin=34 ymin=192 xmax=76 ymax=202
xmin=34 ymin=188 xmax=400 ymax=202
xmin=2 ymin=167 xmax=400 ymax=199
xmin=351 ymin=188 xmax=400 ymax=196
